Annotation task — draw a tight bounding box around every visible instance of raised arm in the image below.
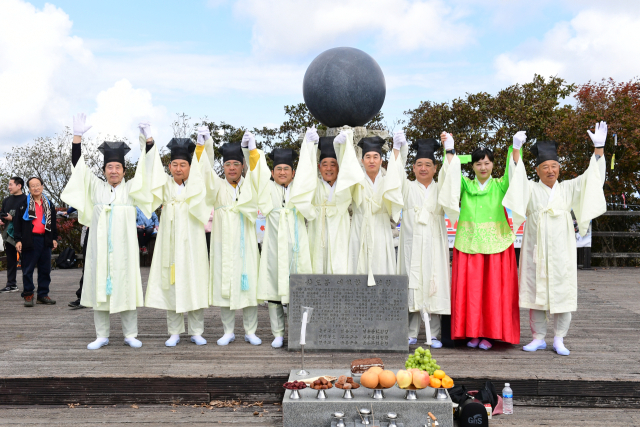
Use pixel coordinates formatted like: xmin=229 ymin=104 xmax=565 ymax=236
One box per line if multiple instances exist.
xmin=437 ymin=132 xmax=462 ymax=224
xmin=289 ymin=132 xmax=319 ymax=220
xmin=502 ymin=131 xmax=530 ymax=235
xmin=128 ymin=123 xmax=166 ymax=216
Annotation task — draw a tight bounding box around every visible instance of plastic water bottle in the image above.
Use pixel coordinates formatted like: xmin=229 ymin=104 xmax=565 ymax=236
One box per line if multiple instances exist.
xmin=502 ymin=383 xmax=514 ymax=414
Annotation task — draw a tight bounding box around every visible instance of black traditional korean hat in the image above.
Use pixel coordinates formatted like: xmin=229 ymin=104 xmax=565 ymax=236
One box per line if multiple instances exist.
xmin=221 ymin=142 xmax=244 ymax=163
xmin=318 ymin=136 xmax=337 ymax=161
xmin=98 ymin=141 xmax=130 ymax=168
xmin=167 ymin=138 xmax=196 ymax=164
xmin=268 ymin=148 xmax=298 ymax=168
xmin=530 ymin=140 xmax=559 ymax=166
xmin=414 ymin=138 xmax=441 ymax=163
xmin=358 ymin=136 xmax=386 ymax=157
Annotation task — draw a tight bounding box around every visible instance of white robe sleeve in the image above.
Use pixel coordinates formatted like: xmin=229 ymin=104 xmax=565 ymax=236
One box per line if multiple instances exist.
xmin=334 ymin=130 xmax=365 ymax=213
xmin=197 ymin=136 xmax=223 ymax=212
xmin=250 ymin=149 xmax=275 ymax=218
xmin=129 ymin=134 xmax=166 ymax=217
xmin=568 ymin=154 xmax=607 ymax=237
xmin=382 ymin=148 xmax=405 ymax=223
xmin=502 ymin=152 xmax=530 ymax=235
xmin=289 ymin=140 xmax=318 ymax=220
xmin=60 ymin=152 xmax=100 ymax=227
xmin=437 ymin=155 xmax=462 ymax=224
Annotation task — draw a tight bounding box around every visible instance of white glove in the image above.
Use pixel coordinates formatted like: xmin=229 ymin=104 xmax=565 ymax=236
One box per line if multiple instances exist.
xmin=442 ymin=132 xmax=454 ymax=151
xmin=512 ymin=131 xmax=527 ymax=150
xmin=393 ymin=131 xmax=407 ymax=150
xmin=73 ymin=113 xmax=92 ymax=136
xmin=334 ymin=131 xmax=347 ymax=145
xmin=196 ymin=126 xmax=210 ymax=145
xmin=587 ymin=121 xmax=607 ymax=147
xmin=305 ymin=126 xmax=319 ymax=144
xmin=138 ymin=122 xmax=153 ymax=140
xmin=241 ymin=131 xmax=256 ymax=150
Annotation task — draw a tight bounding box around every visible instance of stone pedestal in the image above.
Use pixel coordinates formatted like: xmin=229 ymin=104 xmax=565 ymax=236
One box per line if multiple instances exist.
xmin=282 ymin=369 xmax=453 ymax=427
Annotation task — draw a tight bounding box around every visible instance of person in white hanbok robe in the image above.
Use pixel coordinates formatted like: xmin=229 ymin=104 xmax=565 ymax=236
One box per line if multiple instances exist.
xmin=392 ymin=132 xmax=461 ymax=347
xmin=307 ymin=129 xmax=364 ymax=274
xmin=61 ymin=116 xmax=158 ymax=350
xmin=144 ymin=137 xmax=212 ymax=347
xmin=195 ymin=127 xmax=262 ymax=346
xmin=502 ymin=123 xmax=608 ymax=356
xmin=251 ymin=133 xmax=317 ymax=348
xmin=347 ymin=136 xmax=404 ymax=287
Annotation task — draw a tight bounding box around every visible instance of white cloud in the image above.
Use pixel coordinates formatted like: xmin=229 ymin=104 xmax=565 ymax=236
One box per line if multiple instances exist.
xmin=495 ymin=9 xmax=640 ymax=84
xmin=233 ymin=0 xmax=474 ymax=56
xmin=0 ymin=0 xmax=93 ymax=141
xmin=87 ymin=79 xmax=168 ymax=155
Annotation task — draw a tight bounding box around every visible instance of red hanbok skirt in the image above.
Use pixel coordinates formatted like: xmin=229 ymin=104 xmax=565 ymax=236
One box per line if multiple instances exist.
xmin=451 ymin=245 xmax=520 ymax=344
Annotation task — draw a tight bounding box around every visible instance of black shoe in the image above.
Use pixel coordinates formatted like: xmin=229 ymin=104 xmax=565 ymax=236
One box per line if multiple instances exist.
xmin=68 ymin=299 xmax=86 ymax=309
xmin=0 ymin=285 xmax=19 ymax=293
xmin=36 ymin=296 xmax=56 ymax=305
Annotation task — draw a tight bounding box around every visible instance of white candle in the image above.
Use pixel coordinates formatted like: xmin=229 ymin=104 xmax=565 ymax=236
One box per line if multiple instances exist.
xmin=300 ymin=312 xmax=308 ymax=345
xmin=423 ymin=311 xmax=432 ymax=345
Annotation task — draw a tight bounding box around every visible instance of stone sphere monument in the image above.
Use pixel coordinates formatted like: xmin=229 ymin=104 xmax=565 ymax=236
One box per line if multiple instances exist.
xmin=302 ymin=47 xmax=386 ymax=128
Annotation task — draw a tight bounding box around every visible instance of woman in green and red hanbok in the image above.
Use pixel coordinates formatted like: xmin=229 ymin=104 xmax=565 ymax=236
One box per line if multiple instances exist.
xmin=438 ymin=131 xmax=527 ymax=350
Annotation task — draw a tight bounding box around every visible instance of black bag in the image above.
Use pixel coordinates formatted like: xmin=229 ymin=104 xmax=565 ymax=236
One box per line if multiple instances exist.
xmin=477 ymin=381 xmax=499 ymax=411
xmin=456 ymin=394 xmax=488 ymax=427
xmin=56 ymin=247 xmax=76 ymax=269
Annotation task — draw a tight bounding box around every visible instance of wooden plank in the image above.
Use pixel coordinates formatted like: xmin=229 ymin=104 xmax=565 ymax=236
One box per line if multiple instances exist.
xmin=0 ymin=393 xmax=210 ymax=405
xmin=601 ymin=211 xmax=640 ymax=216
xmin=591 ymin=253 xmax=640 ymax=258
xmin=0 ymin=377 xmax=208 ymax=394
xmin=538 ymin=380 xmax=640 ymax=398
xmin=592 ymin=232 xmax=640 ymax=237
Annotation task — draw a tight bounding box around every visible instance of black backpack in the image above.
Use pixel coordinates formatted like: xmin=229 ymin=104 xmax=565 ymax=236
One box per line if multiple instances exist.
xmin=56 ymin=247 xmax=76 ymax=269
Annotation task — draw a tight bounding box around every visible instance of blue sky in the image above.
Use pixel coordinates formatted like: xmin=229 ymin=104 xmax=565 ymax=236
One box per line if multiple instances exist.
xmin=1 ymin=0 xmax=638 ymax=152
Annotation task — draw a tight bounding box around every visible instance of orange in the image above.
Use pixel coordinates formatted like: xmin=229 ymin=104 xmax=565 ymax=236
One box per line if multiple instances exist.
xmin=367 ymin=366 xmax=383 ymax=375
xmin=360 ymin=371 xmax=379 ymax=388
xmin=430 ymin=377 xmax=442 ymax=388
xmin=433 ymin=370 xmax=445 ymax=380
xmin=378 ymin=370 xmax=396 ymax=388
xmin=441 ymin=376 xmax=454 ymax=388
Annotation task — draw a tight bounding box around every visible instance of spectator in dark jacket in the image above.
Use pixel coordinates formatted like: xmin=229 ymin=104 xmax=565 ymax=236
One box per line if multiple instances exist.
xmin=13 ymin=177 xmax=58 ymax=307
xmin=0 ymin=177 xmax=27 ymax=293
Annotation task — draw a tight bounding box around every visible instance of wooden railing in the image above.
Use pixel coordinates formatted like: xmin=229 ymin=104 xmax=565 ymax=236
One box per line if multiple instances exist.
xmin=580 ymin=210 xmax=640 ymax=268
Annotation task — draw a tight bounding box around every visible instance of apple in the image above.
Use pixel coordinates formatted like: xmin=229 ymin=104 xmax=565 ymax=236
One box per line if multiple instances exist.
xmin=396 ymin=370 xmax=413 ymax=389
xmin=412 ymin=370 xmax=430 ymax=389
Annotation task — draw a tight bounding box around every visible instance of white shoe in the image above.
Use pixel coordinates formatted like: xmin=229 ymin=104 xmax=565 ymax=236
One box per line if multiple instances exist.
xmin=87 ymin=338 xmax=109 ymax=350
xmin=165 ymin=335 xmax=180 ymax=347
xmin=523 ymin=339 xmax=546 ymax=352
xmin=408 ymin=337 xmax=417 ymax=345
xmin=553 ymin=337 xmax=570 ymax=356
xmin=124 ymin=337 xmax=142 ymax=348
xmin=271 ymin=336 xmax=284 ymax=348
xmin=245 ymin=334 xmax=262 ymax=345
xmin=467 ymin=338 xmax=480 ymax=348
xmin=430 ymin=338 xmax=443 ymax=349
xmin=217 ymin=333 xmax=235 ymax=346
xmin=479 ymin=339 xmax=492 ymax=350
xmin=191 ymin=335 xmax=207 ymax=345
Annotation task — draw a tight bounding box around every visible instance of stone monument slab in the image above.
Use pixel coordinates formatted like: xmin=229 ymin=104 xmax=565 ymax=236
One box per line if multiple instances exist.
xmin=288 ymin=274 xmax=408 ymax=352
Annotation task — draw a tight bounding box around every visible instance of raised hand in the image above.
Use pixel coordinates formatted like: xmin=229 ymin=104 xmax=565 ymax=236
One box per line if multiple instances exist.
xmin=138 ymin=122 xmax=153 ymax=140
xmin=393 ymin=131 xmax=407 ymax=150
xmin=334 ymin=130 xmax=348 ymax=145
xmin=73 ymin=113 xmax=92 ymax=136
xmin=441 ymin=132 xmax=454 ymax=151
xmin=241 ymin=131 xmax=256 ymax=150
xmin=196 ymin=126 xmax=211 ymax=145
xmin=305 ymin=126 xmax=319 ymax=144
xmin=512 ymin=131 xmax=527 ymax=150
xmin=587 ymin=121 xmax=607 ymax=147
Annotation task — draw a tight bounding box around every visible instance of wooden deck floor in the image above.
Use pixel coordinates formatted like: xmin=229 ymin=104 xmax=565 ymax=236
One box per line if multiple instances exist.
xmin=0 ymin=267 xmax=639 ymax=408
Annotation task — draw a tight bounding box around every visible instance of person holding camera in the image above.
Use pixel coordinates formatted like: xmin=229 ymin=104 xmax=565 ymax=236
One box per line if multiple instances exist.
xmin=0 ymin=177 xmax=27 ymax=293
